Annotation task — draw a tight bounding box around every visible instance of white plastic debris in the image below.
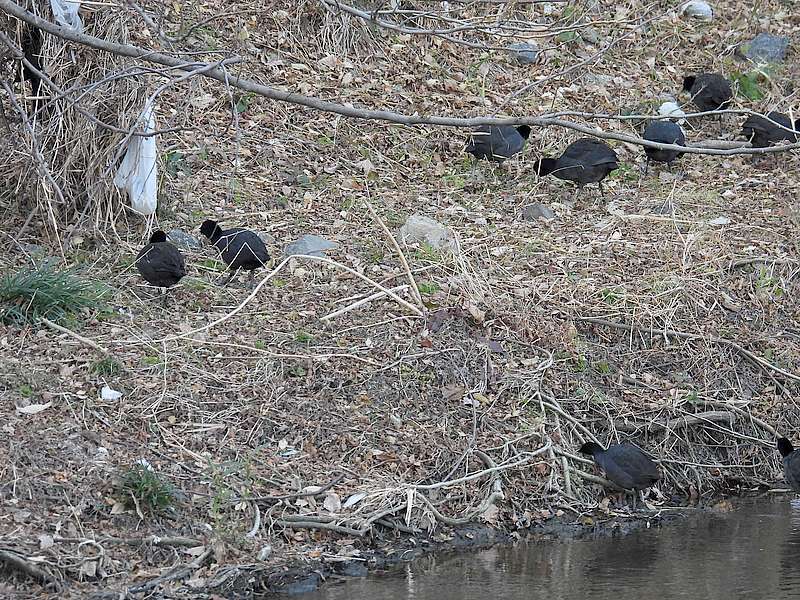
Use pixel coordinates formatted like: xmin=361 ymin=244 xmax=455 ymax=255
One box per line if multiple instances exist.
xmin=50 ymin=0 xmax=83 ymax=32
xmin=659 ymin=101 xmax=687 ymax=125
xmin=114 ymin=100 xmax=158 ymax=216
xmin=681 ymin=1 xmax=713 ymax=21
xmin=100 ymin=385 xmax=123 ymax=401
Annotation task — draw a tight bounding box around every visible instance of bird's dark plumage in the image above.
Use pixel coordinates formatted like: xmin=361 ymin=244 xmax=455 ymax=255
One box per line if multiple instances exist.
xmin=533 ymin=138 xmax=619 ymax=194
xmin=683 ymin=73 xmax=733 ymax=112
xmin=13 ymin=26 xmax=44 ymax=97
xmin=200 ymin=220 xmax=269 ymax=285
xmin=579 ymin=441 xmax=661 ymax=491
xmin=778 ymin=438 xmax=800 ymax=493
xmin=465 ymin=125 xmax=531 ymax=163
xmin=643 ymin=120 xmax=686 ymax=165
xmin=136 ymin=230 xmax=186 ymax=289
xmin=742 ymin=112 xmax=799 ymax=148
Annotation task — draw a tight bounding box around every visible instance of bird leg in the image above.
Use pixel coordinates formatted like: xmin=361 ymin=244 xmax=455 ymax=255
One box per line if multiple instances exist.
xmin=598 ymin=181 xmax=605 ymax=197
xmin=160 ymin=287 xmax=168 ymax=307
xmin=247 ymin=269 xmax=258 ymax=288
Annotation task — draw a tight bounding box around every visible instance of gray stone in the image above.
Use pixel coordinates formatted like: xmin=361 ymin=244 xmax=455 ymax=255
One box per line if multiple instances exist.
xmin=283 ymin=234 xmax=338 ymax=258
xmin=20 ymin=243 xmax=46 ymax=257
xmin=580 ymin=27 xmax=601 ymax=45
xmin=508 ymin=42 xmax=538 ymax=64
xmin=257 ymin=231 xmax=276 ymax=246
xmin=167 ymin=229 xmax=203 ymax=250
xmin=521 ymin=203 xmax=556 ymax=221
xmin=740 ymin=33 xmax=789 ymax=64
xmin=399 ymin=214 xmax=454 ymax=249
xmin=681 ymin=1 xmax=713 ymax=21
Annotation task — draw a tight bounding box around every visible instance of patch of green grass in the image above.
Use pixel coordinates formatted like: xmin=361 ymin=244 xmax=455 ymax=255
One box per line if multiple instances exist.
xmin=143 ymin=355 xmax=160 ymax=366
xmin=574 ymin=355 xmax=588 ymax=372
xmin=118 ymin=462 xmax=175 ymax=513
xmin=0 ymin=265 xmax=108 ymax=326
xmin=418 ymin=281 xmax=440 ymax=295
xmin=732 ymin=70 xmax=765 ymax=101
xmin=18 ymin=384 xmax=33 ymax=398
xmin=165 ymin=151 xmax=191 ymax=177
xmin=600 ymin=288 xmax=623 ymax=305
xmin=92 ymin=357 xmax=122 ymax=376
xmin=593 ymin=361 xmax=613 ymax=375
xmin=441 ymin=173 xmax=467 ymax=189
xmin=235 ymin=92 xmax=256 ymax=114
xmin=610 ymin=162 xmax=638 ymax=182
xmin=413 ymin=242 xmax=441 ymax=263
xmin=254 ymin=340 xmax=266 ymax=350
xmin=755 ymin=267 xmax=783 ymax=298
xmin=272 ymin=278 xmax=286 ymax=288
xmin=555 ymin=30 xmax=579 ymax=44
xmin=295 ymin=330 xmax=313 ymax=343
xmin=200 ymin=258 xmax=226 ymax=272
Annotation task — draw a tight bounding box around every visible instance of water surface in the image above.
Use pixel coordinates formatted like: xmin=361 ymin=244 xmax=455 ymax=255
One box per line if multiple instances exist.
xmin=305 ymin=498 xmax=800 ymax=600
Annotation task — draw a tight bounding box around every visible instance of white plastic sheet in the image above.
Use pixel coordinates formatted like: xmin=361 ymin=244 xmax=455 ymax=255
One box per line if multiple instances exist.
xmin=114 ymin=101 xmax=158 ymax=216
xmin=50 ymin=0 xmax=83 ymax=33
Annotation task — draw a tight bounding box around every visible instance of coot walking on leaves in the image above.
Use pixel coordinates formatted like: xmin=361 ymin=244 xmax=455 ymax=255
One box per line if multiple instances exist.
xmin=777 ymin=438 xmax=800 ymax=493
xmin=683 ymin=73 xmax=733 ymax=133
xmin=643 ymin=120 xmax=686 ymax=172
xmin=135 ymin=231 xmax=186 ymax=304
xmin=200 ymin=220 xmax=270 ymax=286
xmin=742 ymin=112 xmax=800 ymax=148
xmin=533 ymin=138 xmax=619 ymax=196
xmin=579 ymin=441 xmax=661 ymax=509
xmin=465 ymin=125 xmax=531 ymax=164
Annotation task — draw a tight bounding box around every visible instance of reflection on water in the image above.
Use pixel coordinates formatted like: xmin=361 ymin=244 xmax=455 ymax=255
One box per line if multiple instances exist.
xmin=304 ymin=498 xmax=800 ymax=600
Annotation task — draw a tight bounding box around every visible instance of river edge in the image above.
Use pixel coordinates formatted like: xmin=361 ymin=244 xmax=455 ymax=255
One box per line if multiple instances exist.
xmin=228 ymin=506 xmax=696 ymax=597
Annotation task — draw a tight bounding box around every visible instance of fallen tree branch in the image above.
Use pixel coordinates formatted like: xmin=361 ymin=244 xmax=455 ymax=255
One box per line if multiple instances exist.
xmin=41 ymin=317 xmax=109 ymax=355
xmin=2 ymin=0 xmax=798 ymax=156
xmin=613 ymin=411 xmax=736 ymax=433
xmin=0 ymin=548 xmax=62 ymax=590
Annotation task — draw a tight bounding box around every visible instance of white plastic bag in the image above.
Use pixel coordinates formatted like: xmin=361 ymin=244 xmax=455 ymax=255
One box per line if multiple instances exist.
xmin=50 ymin=0 xmax=83 ymax=33
xmin=114 ymin=101 xmax=158 ymax=216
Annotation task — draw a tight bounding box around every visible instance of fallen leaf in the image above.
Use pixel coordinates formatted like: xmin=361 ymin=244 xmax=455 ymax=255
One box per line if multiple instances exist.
xmin=16 ymin=402 xmax=52 ymax=415
xmin=323 ymin=492 xmax=342 ymax=513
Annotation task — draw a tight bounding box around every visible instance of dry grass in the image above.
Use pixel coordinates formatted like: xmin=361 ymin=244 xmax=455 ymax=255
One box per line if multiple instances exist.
xmin=1 ymin=0 xmax=800 ymax=596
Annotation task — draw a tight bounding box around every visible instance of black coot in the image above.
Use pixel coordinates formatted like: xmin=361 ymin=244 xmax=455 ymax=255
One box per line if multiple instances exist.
xmin=465 ymin=125 xmax=531 ymax=164
xmin=683 ymin=73 xmax=732 ymax=134
xmin=742 ymin=112 xmax=799 ymax=148
xmin=777 ymin=437 xmax=800 ymax=493
xmin=200 ymin=220 xmax=270 ymax=286
xmin=135 ymin=230 xmax=186 ymax=304
xmin=683 ymin=73 xmax=733 ymax=112
xmin=579 ymin=441 xmax=661 ymax=509
xmin=533 ymin=138 xmax=619 ymax=195
xmin=643 ymin=120 xmax=686 ymax=171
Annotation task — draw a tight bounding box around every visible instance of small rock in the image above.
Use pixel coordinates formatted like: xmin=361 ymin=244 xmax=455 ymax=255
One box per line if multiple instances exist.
xmin=167 ymin=229 xmax=202 ymax=250
xmin=257 ymin=231 xmax=276 ymax=246
xmin=658 ymin=102 xmax=687 ymax=125
xmin=739 ymin=33 xmax=789 ymax=64
xmin=20 ymin=243 xmax=46 ymax=257
xmin=508 ymin=42 xmax=538 ymax=64
xmin=257 ymin=545 xmax=272 ymax=561
xmin=580 ymin=27 xmax=601 ymax=45
xmin=520 ymin=203 xmax=556 ymax=221
xmin=283 ymin=234 xmax=338 ymax=258
xmin=585 ymin=73 xmax=614 ymax=86
xmin=681 ymin=1 xmax=713 ymax=21
xmin=399 ymin=214 xmax=454 ymax=249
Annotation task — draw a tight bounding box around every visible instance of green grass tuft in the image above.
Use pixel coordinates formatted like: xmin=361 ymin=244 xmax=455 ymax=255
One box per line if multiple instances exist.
xmin=118 ymin=462 xmax=175 ymax=512
xmin=0 ymin=265 xmax=108 ymax=326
